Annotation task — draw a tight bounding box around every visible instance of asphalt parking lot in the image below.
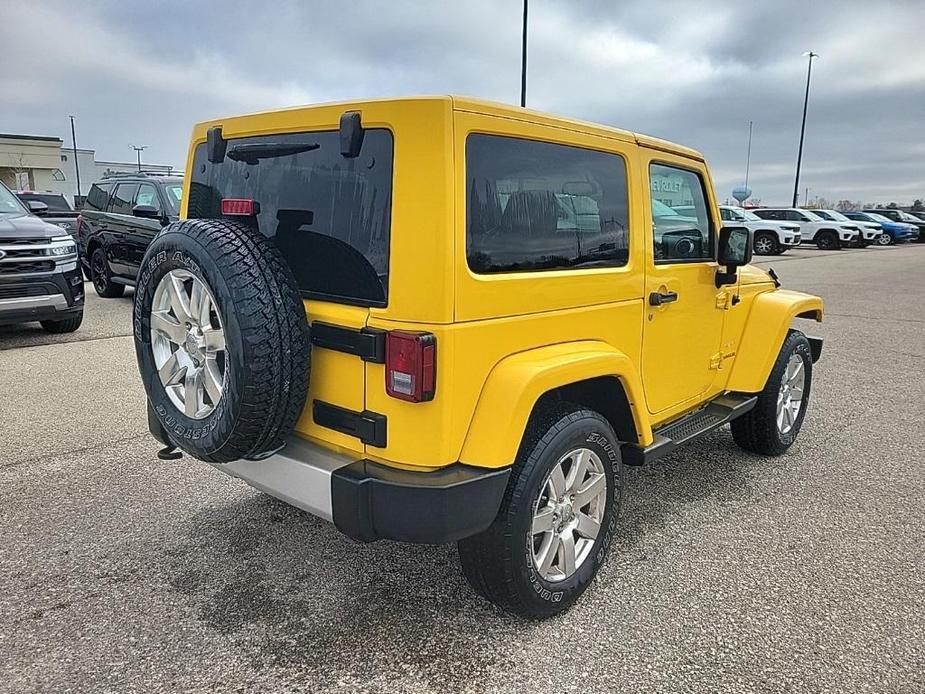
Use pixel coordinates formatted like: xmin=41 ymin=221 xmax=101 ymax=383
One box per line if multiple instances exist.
xmin=1 ymin=245 xmax=923 ymax=694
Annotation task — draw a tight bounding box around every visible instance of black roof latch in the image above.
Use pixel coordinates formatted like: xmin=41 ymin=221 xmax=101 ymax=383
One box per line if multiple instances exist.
xmin=339 ymin=111 xmax=365 ymax=158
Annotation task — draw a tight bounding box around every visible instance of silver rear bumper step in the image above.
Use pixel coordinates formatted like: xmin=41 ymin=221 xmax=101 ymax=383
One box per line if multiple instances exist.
xmin=212 ymin=436 xmax=354 ymax=521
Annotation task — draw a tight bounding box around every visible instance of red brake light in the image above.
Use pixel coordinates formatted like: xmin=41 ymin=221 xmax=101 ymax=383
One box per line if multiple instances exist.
xmin=386 ymin=331 xmax=436 ymax=402
xmin=221 ymin=198 xmax=256 ymax=216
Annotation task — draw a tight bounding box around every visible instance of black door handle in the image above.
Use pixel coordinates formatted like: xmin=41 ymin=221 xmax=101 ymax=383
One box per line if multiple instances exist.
xmin=649 ymin=290 xmax=679 ymax=306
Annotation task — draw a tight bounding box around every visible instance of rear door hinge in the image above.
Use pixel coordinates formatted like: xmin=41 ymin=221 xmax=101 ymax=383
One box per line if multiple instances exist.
xmin=709 ymin=352 xmax=722 ymax=369
xmin=715 ymin=290 xmax=730 ymax=310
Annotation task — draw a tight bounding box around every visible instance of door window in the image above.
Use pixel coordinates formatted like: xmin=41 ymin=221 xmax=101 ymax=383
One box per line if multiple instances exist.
xmin=649 ymin=163 xmax=713 ymax=262
xmin=109 ymin=183 xmax=138 ymax=215
xmin=84 ymin=183 xmax=114 ymax=211
xmin=134 ymin=183 xmax=162 ymax=213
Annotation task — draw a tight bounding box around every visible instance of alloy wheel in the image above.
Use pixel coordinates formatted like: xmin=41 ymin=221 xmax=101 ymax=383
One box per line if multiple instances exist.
xmin=877 ymin=233 xmax=891 ymax=246
xmin=754 ymin=236 xmax=775 ymax=254
xmin=150 ymin=269 xmax=227 ymax=419
xmin=776 ymin=353 xmax=806 ymax=434
xmin=92 ymin=254 xmax=107 ymax=294
xmin=531 ymin=447 xmax=608 ymax=582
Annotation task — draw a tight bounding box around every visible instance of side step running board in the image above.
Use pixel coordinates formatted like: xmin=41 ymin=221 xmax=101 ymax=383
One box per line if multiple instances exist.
xmin=622 ymin=393 xmax=758 ymax=466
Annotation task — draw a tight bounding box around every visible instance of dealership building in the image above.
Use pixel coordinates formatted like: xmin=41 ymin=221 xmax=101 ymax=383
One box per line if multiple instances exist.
xmin=0 ymin=133 xmax=175 ymax=207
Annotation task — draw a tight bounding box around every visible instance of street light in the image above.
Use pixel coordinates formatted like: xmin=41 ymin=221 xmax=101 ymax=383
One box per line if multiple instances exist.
xmin=130 ymin=144 xmax=147 ymax=173
xmin=520 ymin=0 xmax=528 ymax=107
xmin=68 ymin=116 xmax=81 ymax=201
xmin=792 ymin=51 xmax=818 ymax=207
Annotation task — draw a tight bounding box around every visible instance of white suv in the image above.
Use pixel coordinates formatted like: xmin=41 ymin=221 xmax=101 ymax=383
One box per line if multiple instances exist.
xmin=719 ymin=205 xmax=801 ymax=255
xmin=811 ymin=209 xmax=879 ymax=247
xmin=751 ymin=208 xmax=860 ymax=250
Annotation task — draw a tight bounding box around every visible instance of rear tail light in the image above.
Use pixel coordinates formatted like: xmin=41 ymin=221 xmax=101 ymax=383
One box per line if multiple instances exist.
xmin=385 ymin=331 xmax=436 ymax=402
xmin=221 ymin=198 xmax=257 ymax=216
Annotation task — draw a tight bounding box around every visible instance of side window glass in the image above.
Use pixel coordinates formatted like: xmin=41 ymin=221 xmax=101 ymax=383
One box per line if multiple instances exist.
xmin=84 ymin=183 xmax=113 ymax=211
xmin=466 ymin=134 xmax=629 ymax=273
xmin=649 ymin=163 xmax=713 ymax=262
xmin=110 ymin=184 xmax=138 ymax=215
xmin=719 ymin=208 xmax=732 ymax=222
xmin=134 ymin=183 xmax=162 ymax=213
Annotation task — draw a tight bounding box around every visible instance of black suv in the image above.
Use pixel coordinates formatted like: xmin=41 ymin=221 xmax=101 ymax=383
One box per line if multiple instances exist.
xmin=0 ymin=181 xmax=84 ymax=333
xmin=77 ymin=172 xmax=183 ymax=297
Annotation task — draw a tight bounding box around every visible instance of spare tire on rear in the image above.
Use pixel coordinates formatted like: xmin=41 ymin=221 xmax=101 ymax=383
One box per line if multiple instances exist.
xmin=133 ymin=218 xmax=310 ymax=463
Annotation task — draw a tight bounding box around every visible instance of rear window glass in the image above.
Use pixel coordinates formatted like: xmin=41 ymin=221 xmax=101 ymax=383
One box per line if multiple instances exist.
xmin=466 ymin=134 xmax=629 ymax=273
xmin=188 ymin=129 xmax=393 ymax=306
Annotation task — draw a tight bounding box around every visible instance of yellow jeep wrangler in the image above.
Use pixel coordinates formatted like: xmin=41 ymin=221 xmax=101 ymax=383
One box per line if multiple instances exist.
xmin=133 ymin=96 xmax=824 ymax=618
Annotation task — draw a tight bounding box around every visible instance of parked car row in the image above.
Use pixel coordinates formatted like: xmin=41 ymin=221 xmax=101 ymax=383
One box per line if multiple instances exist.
xmin=721 ymin=205 xmax=924 ymax=255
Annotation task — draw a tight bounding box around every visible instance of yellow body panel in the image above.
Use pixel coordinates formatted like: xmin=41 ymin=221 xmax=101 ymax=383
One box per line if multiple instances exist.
xmin=181 ymin=96 xmax=823 ymax=472
xmin=726 ymin=289 xmax=824 ymax=393
xmin=458 ymin=341 xmax=652 ymax=469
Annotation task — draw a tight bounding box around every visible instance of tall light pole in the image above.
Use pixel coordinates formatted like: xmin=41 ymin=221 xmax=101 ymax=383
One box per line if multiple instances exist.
xmin=792 ymin=51 xmax=818 ymax=207
xmin=68 ymin=115 xmax=81 ymax=201
xmin=744 ymin=120 xmax=753 ymax=191
xmin=130 ymin=144 xmax=147 ymax=173
xmin=520 ymin=0 xmax=528 ymax=107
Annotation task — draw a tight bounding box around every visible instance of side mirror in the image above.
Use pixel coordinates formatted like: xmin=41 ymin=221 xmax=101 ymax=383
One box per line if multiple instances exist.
xmin=132 ymin=204 xmax=160 ymax=219
xmin=716 ymin=225 xmax=753 ymax=287
xmin=26 ymin=200 xmax=48 ymax=216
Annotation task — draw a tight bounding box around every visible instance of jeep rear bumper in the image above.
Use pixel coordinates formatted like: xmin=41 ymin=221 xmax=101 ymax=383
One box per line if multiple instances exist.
xmin=149 ymin=410 xmax=509 ymax=544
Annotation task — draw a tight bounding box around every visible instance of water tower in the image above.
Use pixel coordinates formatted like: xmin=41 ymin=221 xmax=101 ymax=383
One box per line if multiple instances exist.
xmin=731 ymin=186 xmax=752 ymax=205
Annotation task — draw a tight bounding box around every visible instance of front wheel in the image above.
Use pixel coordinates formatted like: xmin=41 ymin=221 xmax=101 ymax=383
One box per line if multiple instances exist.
xmin=815 ymin=231 xmax=840 ymax=251
xmin=458 ymin=405 xmax=622 ymax=619
xmin=753 ymin=232 xmax=780 ymax=256
xmin=91 ymin=248 xmax=125 ymax=298
xmin=41 ymin=312 xmax=83 ymax=333
xmin=876 ymin=232 xmax=893 ymax=246
xmin=732 ymin=330 xmax=813 ymax=456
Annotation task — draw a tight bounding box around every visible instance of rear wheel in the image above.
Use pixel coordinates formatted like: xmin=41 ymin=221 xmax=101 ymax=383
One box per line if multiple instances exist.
xmin=41 ymin=312 xmax=83 ymax=333
xmin=133 ymin=218 xmax=310 ymax=463
xmin=458 ymin=404 xmax=622 ymax=619
xmin=732 ymin=330 xmax=812 ymax=456
xmin=753 ymin=232 xmax=780 ymax=256
xmin=91 ymin=248 xmax=125 ymax=298
xmin=815 ymin=231 xmax=839 ymax=251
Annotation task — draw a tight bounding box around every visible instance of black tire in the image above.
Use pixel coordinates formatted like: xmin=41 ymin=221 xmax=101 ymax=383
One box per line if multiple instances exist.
xmin=458 ymin=404 xmax=623 ymax=619
xmin=732 ymin=330 xmax=813 ymax=456
xmin=40 ymin=312 xmax=83 ymax=333
xmin=815 ymin=231 xmax=839 ymax=251
xmin=91 ymin=248 xmax=125 ymax=298
xmin=753 ymin=232 xmax=780 ymax=256
xmin=133 ymin=218 xmax=310 ymax=463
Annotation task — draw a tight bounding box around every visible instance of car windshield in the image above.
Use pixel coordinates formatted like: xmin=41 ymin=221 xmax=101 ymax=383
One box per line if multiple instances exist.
xmin=165 ymin=184 xmax=182 ymax=213
xmin=818 ymin=209 xmax=851 ymax=222
xmin=867 ymin=213 xmax=890 ymax=223
xmin=0 ymin=183 xmax=27 ymax=214
xmin=801 ymin=210 xmax=823 ymax=221
xmin=898 ymin=211 xmax=920 ymax=222
xmin=739 ymin=208 xmax=761 ymax=221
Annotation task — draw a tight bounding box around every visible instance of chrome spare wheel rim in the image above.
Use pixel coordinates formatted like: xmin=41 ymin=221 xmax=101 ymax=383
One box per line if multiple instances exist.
xmin=777 ymin=353 xmax=805 ymax=434
xmin=150 ymin=269 xmax=227 ymax=419
xmin=531 ymin=447 xmax=608 ymax=582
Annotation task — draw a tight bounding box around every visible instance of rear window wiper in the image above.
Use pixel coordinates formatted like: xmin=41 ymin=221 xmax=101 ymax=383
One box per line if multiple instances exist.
xmin=226 ymin=142 xmax=320 ymax=164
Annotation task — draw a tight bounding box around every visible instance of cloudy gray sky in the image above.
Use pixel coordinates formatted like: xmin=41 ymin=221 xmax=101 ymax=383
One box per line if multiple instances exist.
xmin=2 ymin=0 xmax=923 ymax=205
